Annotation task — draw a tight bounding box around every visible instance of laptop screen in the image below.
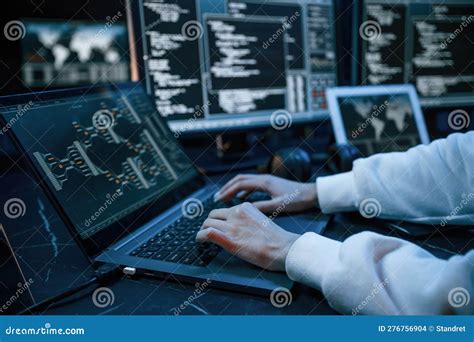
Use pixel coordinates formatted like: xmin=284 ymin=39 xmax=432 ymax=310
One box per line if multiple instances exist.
xmin=0 ymin=84 xmax=198 ymax=249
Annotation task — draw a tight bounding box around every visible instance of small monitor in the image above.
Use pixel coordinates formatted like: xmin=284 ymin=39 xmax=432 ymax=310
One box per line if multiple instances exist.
xmin=355 ymin=0 xmax=474 ymax=107
xmin=21 ymin=20 xmax=130 ymax=88
xmin=128 ymin=0 xmax=338 ymax=134
xmin=327 ymin=85 xmax=430 ymax=156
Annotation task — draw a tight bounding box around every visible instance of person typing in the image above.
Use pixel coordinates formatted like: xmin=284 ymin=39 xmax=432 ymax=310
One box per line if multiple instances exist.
xmin=197 ymin=132 xmax=474 ymax=315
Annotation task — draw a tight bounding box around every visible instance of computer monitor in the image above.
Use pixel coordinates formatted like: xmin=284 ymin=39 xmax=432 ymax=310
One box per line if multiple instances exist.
xmin=127 ymin=0 xmax=338 ymax=134
xmin=327 ymin=85 xmax=430 ymax=156
xmin=21 ymin=20 xmax=130 ymax=88
xmin=355 ymin=0 xmax=474 ymax=107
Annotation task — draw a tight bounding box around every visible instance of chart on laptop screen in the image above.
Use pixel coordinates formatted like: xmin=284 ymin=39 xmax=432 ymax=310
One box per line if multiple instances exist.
xmin=0 ymin=89 xmax=196 ymax=239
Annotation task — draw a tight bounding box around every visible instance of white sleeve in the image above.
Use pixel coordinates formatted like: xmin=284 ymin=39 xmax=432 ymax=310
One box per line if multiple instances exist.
xmin=285 ymin=231 xmax=474 ymax=315
xmin=316 ymin=132 xmax=474 ymax=225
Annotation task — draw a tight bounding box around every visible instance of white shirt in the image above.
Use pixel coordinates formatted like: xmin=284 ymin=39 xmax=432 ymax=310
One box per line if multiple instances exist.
xmin=285 ymin=132 xmax=474 ymax=314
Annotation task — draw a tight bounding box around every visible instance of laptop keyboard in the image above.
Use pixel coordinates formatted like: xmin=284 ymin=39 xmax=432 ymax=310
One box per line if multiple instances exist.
xmin=129 ymin=198 xmax=223 ymax=267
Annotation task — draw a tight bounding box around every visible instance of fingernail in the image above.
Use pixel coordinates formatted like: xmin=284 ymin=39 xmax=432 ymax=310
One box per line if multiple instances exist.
xmin=213 ymin=192 xmax=221 ymax=202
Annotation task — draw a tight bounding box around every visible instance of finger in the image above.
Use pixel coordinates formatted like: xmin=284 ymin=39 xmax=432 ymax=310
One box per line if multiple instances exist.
xmin=218 ymin=180 xmax=266 ymax=203
xmin=236 ymin=190 xmax=250 ymax=200
xmin=215 ymin=175 xmax=249 ymax=198
xmin=252 ymin=199 xmax=283 ymax=213
xmin=196 ymin=228 xmax=235 ymax=252
xmin=215 ymin=174 xmax=260 ymax=200
xmin=201 ymin=218 xmax=230 ymax=231
xmin=208 ymin=208 xmax=231 ymax=220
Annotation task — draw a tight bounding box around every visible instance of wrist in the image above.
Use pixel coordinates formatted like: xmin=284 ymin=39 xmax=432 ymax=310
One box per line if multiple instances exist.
xmin=267 ymin=232 xmax=300 ymax=272
xmin=300 ymin=182 xmax=319 ymax=209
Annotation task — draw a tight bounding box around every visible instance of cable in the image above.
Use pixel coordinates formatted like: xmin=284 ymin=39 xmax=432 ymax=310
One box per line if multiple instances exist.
xmin=18 ymin=264 xmax=122 ymax=315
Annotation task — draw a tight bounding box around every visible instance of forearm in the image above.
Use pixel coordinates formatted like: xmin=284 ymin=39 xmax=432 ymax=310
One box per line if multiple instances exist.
xmin=316 ymin=132 xmax=474 ymax=224
xmin=285 ymin=231 xmax=474 ymax=315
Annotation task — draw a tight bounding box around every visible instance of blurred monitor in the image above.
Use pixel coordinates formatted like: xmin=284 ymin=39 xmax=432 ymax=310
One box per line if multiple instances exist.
xmin=327 ymin=85 xmax=430 ymax=156
xmin=127 ymin=0 xmax=338 ymax=134
xmin=354 ymin=0 xmax=474 ymax=107
xmin=21 ymin=20 xmax=130 ymax=88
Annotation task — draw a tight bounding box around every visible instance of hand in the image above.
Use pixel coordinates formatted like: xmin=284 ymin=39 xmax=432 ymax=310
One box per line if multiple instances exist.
xmin=196 ymin=202 xmax=300 ymax=271
xmin=214 ymin=174 xmax=318 ymax=214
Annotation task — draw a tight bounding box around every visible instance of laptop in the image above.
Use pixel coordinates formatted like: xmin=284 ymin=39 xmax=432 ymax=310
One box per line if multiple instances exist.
xmin=0 ymin=83 xmax=323 ymax=294
xmin=326 ymin=85 xmax=430 ymax=156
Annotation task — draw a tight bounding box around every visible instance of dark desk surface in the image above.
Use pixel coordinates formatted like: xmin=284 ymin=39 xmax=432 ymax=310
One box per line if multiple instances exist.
xmin=1 ymin=159 xmax=473 ymax=315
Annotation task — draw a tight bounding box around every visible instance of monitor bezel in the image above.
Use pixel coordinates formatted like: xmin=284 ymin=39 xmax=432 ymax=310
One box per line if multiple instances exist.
xmin=0 ymin=82 xmax=204 ymax=257
xmin=326 ymin=84 xmax=430 ymax=148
